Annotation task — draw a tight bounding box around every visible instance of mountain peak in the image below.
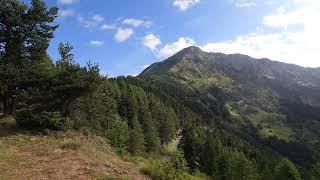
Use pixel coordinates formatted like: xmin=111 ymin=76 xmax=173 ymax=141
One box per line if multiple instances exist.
xmin=171 ymin=46 xmax=205 ymax=60
xmin=141 ymin=45 xmax=320 ymax=85
xmin=179 ymin=46 xmax=203 ymax=54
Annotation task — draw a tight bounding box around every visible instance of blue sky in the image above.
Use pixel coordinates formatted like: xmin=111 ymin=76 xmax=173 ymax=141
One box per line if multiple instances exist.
xmin=24 ymin=0 xmax=320 ymax=76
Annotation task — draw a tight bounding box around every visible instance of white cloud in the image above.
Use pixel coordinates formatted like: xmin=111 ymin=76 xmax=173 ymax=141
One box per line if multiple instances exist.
xmin=122 ymin=18 xmax=143 ymax=27
xmin=78 ymin=16 xmax=97 ymax=29
xmin=173 ymin=0 xmax=200 ymax=11
xmin=143 ymin=64 xmax=151 ymax=69
xmin=92 ymin=15 xmax=104 ymax=22
xmin=231 ymin=0 xmax=288 ymax=8
xmin=114 ymin=28 xmax=134 ymax=42
xmin=232 ymin=0 xmax=257 ymax=8
xmin=158 ymin=37 xmax=196 ymax=58
xmin=143 ymin=34 xmax=162 ymax=50
xmin=202 ymin=32 xmax=295 ymax=62
xmin=128 ymin=73 xmax=139 ymax=77
xmin=78 ymin=15 xmax=105 ymax=29
xmin=201 ymin=0 xmax=320 ymax=67
xmin=59 ymin=9 xmax=75 ymax=17
xmin=89 ymin=40 xmax=105 ymax=46
xmin=122 ymin=18 xmax=152 ymax=28
xmin=58 ymin=0 xmax=78 ymax=5
xmin=101 ymin=24 xmax=117 ymax=30
xmin=78 ymin=16 xmax=94 ymax=29
xmin=152 ymin=1 xmax=320 ymax=67
xmin=262 ymin=2 xmax=318 ymax=29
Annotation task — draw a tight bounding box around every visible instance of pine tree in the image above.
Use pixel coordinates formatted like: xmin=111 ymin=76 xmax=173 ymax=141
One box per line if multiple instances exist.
xmin=126 ymin=86 xmax=138 ymax=127
xmin=118 ymin=81 xmax=129 ymax=121
xmin=150 ymin=98 xmax=177 ymax=144
xmin=169 ymin=150 xmax=189 ymax=178
xmin=180 ymin=128 xmax=199 ymax=170
xmin=143 ymin=117 xmax=160 ymax=153
xmin=138 ymin=93 xmax=160 ymax=152
xmin=153 ymin=150 xmax=189 ymax=179
xmin=0 ymin=0 xmax=58 ymax=116
xmin=236 ymin=153 xmax=258 ymax=180
xmin=222 ymin=150 xmax=258 ymax=180
xmin=106 ymin=115 xmax=129 ymax=152
xmin=274 ymin=159 xmax=302 ymax=180
xmin=54 ymin=42 xmax=100 ymax=117
xmin=310 ymin=162 xmax=320 ymax=180
xmin=100 ymin=80 xmax=120 ymax=128
xmin=127 ymin=118 xmax=145 ymax=155
xmin=201 ymin=132 xmax=221 ymax=176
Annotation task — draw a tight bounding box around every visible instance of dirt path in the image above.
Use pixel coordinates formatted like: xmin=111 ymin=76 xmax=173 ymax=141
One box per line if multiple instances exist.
xmin=166 ymin=135 xmax=182 ymax=152
xmin=161 ymin=131 xmax=182 ymax=161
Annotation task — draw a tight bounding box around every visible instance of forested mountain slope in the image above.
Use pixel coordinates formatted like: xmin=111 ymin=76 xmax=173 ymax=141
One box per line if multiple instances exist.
xmin=138 ymin=46 xmax=320 ymax=178
xmin=142 ymin=46 xmax=320 ymax=142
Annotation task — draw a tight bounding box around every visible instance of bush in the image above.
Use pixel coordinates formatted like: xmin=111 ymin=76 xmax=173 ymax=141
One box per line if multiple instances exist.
xmin=16 ymin=110 xmax=74 ymax=131
xmin=60 ymin=139 xmax=81 ymax=150
xmin=143 ymin=151 xmax=191 ymax=180
xmin=16 ymin=109 xmax=36 ymax=128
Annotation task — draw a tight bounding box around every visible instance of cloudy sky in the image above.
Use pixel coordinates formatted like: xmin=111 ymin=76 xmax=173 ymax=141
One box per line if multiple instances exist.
xmin=25 ymin=0 xmax=320 ymax=76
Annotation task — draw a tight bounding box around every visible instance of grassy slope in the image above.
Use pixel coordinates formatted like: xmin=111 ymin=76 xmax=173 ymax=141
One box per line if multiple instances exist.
xmin=0 ymin=117 xmax=149 ymax=180
xmin=246 ymin=110 xmax=292 ymax=141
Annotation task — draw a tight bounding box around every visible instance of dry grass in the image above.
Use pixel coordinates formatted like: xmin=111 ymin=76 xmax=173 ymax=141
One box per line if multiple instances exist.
xmin=0 ymin=118 xmax=149 ymax=180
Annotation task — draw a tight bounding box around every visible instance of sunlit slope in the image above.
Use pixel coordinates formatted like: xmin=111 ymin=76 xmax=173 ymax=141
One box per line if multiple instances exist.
xmin=141 ymin=46 xmax=320 ymax=141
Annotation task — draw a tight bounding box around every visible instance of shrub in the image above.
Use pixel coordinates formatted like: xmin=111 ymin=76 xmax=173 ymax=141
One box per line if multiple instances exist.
xmin=16 ymin=110 xmax=74 ymax=131
xmin=60 ymin=139 xmax=81 ymax=150
xmin=38 ymin=112 xmax=74 ymax=130
xmin=143 ymin=151 xmax=191 ymax=180
xmin=16 ymin=109 xmax=36 ymax=128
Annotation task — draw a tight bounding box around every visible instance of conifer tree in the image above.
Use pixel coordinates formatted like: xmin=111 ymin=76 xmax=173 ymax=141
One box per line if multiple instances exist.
xmin=54 ymin=42 xmax=100 ymax=117
xmin=126 ymin=85 xmax=138 ymax=127
xmin=143 ymin=117 xmax=160 ymax=152
xmin=310 ymin=162 xmax=320 ymax=180
xmin=0 ymin=0 xmax=58 ymax=116
xmin=127 ymin=118 xmax=145 ymax=155
xmin=106 ymin=115 xmax=129 ymax=152
xmin=274 ymin=159 xmax=302 ymax=180
xmin=138 ymin=93 xmax=160 ymax=152
xmin=201 ymin=132 xmax=221 ymax=176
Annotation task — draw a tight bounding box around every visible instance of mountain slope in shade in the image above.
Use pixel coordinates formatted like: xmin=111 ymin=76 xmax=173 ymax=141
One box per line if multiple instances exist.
xmin=141 ymin=46 xmax=320 ymax=142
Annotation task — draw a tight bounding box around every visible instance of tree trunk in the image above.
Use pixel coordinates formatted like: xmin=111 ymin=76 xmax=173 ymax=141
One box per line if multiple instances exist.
xmin=11 ymin=95 xmax=17 ymax=116
xmin=3 ymin=97 xmax=8 ymax=115
xmin=8 ymin=95 xmax=17 ymax=116
xmin=0 ymin=99 xmax=3 ymax=115
xmin=63 ymin=99 xmax=72 ymax=117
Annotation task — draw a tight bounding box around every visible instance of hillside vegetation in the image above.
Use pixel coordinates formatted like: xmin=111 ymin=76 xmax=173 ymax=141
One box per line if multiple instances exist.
xmin=1 ymin=0 xmax=320 ymax=179
xmin=141 ymin=46 xmax=320 ymax=178
xmin=143 ymin=46 xmax=320 ymax=146
xmin=0 ymin=117 xmax=148 ymax=179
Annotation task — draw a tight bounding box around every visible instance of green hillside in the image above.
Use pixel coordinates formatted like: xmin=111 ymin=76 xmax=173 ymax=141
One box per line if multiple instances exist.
xmin=1 ymin=0 xmax=320 ymax=179
xmin=142 ymin=46 xmax=320 ymax=143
